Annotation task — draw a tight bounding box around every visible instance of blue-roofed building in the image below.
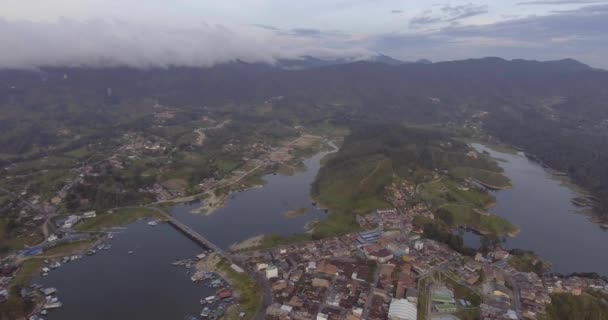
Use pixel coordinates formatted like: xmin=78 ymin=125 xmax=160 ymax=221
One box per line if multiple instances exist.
xmin=356 ymin=229 xmax=381 ymax=245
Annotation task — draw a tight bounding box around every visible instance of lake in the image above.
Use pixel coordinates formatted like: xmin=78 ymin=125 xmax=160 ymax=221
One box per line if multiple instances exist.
xmin=35 ymin=148 xmax=331 ymax=319
xmin=37 ymin=221 xmax=214 ymax=320
xmin=473 ymin=143 xmax=608 ymax=275
xmin=170 ymin=149 xmax=332 ymax=249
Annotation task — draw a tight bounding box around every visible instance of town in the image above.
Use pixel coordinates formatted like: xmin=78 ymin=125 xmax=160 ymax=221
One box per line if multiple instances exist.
xmin=233 ymin=206 xmax=608 ymax=320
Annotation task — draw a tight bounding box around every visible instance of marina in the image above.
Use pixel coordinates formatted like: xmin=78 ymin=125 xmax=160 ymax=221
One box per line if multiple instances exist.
xmin=33 ymin=221 xmax=219 ymax=320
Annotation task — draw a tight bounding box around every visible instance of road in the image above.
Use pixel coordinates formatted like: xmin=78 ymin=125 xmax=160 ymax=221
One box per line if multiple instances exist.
xmin=362 ymin=262 xmax=381 ymax=319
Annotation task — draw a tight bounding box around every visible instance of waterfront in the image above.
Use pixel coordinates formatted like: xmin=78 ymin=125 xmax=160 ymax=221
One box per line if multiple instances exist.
xmin=37 ymin=221 xmax=214 ymax=320
xmin=171 ymin=150 xmax=331 ymax=249
xmin=27 ymin=148 xmax=332 ymax=319
xmin=473 ymin=143 xmax=608 ymax=275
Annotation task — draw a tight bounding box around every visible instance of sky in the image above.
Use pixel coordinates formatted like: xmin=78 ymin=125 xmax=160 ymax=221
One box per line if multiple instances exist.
xmin=1 ymin=0 xmax=608 ymax=68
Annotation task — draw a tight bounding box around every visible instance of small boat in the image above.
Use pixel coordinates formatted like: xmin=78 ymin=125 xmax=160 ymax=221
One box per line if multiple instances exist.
xmin=43 ymin=301 xmax=63 ymax=309
xmin=128 ymin=251 xmax=134 ymax=254
xmin=148 ymin=220 xmax=158 ymax=226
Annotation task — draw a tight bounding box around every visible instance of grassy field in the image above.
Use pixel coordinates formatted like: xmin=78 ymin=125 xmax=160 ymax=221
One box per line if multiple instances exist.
xmin=314 ymin=156 xmax=392 ymax=214
xmin=216 ymin=258 xmax=263 ymax=320
xmin=10 ymin=259 xmax=44 ymax=289
xmin=75 ymin=207 xmax=165 ymax=232
xmin=440 ymin=204 xmax=517 ymax=236
xmin=312 ymin=155 xmax=392 ymax=237
xmin=450 ymin=166 xmax=511 ymax=189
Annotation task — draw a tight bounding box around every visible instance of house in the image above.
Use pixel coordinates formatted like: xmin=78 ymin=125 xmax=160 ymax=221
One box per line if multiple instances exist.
xmin=62 ymin=215 xmax=81 ymax=228
xmin=217 ymin=288 xmax=233 ymax=299
xmin=266 ymin=265 xmax=279 ymax=279
xmin=256 ymin=262 xmax=269 ymax=271
xmin=464 ymin=261 xmax=482 ymax=273
xmin=82 ymin=211 xmax=97 ymax=218
xmin=316 ymin=313 xmax=329 ymax=320
xmin=312 ymin=278 xmax=330 ymax=288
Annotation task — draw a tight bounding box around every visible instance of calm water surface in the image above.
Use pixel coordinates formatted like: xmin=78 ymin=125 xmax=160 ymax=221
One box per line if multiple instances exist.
xmin=36 ymin=149 xmax=332 ymax=319
xmin=38 ymin=221 xmax=213 ymax=320
xmin=171 ymin=150 xmax=331 ymax=249
xmin=473 ymin=143 xmax=608 ymax=275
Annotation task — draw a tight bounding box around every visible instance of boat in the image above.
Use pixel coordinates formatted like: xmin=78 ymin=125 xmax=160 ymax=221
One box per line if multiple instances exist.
xmin=148 ymin=220 xmax=158 ymax=226
xmin=43 ymin=301 xmax=63 ymax=309
xmin=128 ymin=251 xmax=134 ymax=254
xmin=191 ymin=271 xmax=213 ymax=282
xmin=41 ymin=287 xmax=57 ymax=296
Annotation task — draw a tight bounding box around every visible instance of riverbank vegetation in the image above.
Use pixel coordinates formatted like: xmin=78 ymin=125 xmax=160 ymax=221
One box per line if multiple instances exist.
xmin=42 ymin=239 xmax=97 ymax=257
xmin=216 ymin=258 xmax=263 ymax=320
xmin=540 ymin=291 xmax=608 ymax=320
xmin=508 ymin=249 xmax=551 ymax=275
xmin=75 ymin=207 xmax=164 ymax=232
xmin=0 ymin=259 xmax=43 ymax=319
xmin=450 ymin=166 xmax=511 ymax=189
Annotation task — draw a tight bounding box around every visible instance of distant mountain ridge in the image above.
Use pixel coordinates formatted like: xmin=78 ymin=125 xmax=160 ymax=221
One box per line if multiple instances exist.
xmin=275 ymin=54 xmax=428 ymax=69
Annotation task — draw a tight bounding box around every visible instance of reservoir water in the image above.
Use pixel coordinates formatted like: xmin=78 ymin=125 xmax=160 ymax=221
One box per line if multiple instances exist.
xmin=36 ymin=149 xmax=331 ymax=319
xmin=170 ymin=149 xmax=331 ymax=249
xmin=38 ymin=221 xmax=214 ymax=320
xmin=473 ymin=143 xmax=608 ymax=276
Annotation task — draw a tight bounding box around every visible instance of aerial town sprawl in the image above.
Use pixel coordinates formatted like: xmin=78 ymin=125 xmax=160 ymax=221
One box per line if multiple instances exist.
xmin=234 ymin=205 xmax=608 ymax=320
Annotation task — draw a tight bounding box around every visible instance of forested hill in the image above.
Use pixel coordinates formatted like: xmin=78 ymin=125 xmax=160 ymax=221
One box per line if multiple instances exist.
xmin=1 ymin=57 xmax=608 ymax=217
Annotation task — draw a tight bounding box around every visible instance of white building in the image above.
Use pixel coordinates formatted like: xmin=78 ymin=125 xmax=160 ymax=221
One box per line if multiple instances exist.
xmin=82 ymin=211 xmax=97 ymax=218
xmin=266 ymin=265 xmax=279 ymax=279
xmin=256 ymin=262 xmax=269 ymax=271
xmin=388 ymin=299 xmax=417 ymax=320
xmin=316 ymin=313 xmax=328 ymax=320
xmin=63 ymin=215 xmax=81 ymax=228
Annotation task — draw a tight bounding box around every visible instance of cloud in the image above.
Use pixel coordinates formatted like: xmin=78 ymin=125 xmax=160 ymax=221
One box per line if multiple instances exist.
xmin=410 ymin=4 xmax=488 ymax=27
xmin=374 ymin=4 xmax=608 ymax=68
xmin=0 ymin=3 xmax=607 ymax=69
xmin=0 ymin=18 xmax=372 ymax=68
xmin=517 ymin=0 xmax=608 ymax=5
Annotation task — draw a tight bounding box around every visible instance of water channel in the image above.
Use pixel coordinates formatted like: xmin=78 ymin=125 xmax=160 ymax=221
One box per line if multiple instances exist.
xmin=472 ymin=143 xmax=608 ymax=276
